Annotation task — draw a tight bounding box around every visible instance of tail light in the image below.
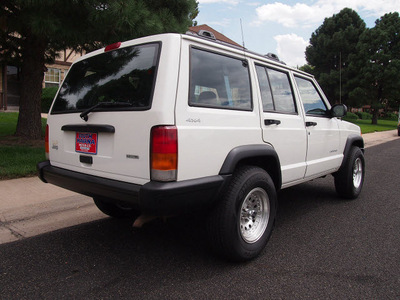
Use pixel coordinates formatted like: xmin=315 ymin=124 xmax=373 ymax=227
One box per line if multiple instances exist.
xmin=45 ymin=124 xmax=49 ymax=159
xmin=151 ymin=126 xmax=177 ymax=182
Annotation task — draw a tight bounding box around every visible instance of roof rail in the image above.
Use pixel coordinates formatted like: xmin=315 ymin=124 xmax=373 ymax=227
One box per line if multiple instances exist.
xmin=184 ymin=31 xmax=286 ymax=65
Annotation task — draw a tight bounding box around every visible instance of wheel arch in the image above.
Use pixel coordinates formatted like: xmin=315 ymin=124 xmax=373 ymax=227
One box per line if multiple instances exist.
xmin=219 ymin=144 xmax=282 ymax=191
xmin=339 ymin=135 xmax=364 ymax=171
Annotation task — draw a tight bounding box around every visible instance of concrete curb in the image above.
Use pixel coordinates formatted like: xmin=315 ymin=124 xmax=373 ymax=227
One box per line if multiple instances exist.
xmin=0 ymin=178 xmax=105 ymax=244
xmin=362 ymin=130 xmax=398 ymax=148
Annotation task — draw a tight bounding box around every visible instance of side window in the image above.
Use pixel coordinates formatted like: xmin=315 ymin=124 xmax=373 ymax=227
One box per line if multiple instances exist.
xmin=189 ymin=48 xmax=252 ymax=111
xmin=255 ymin=66 xmax=274 ymax=111
xmin=255 ymin=65 xmax=296 ymax=114
xmin=294 ymin=76 xmax=328 ymax=116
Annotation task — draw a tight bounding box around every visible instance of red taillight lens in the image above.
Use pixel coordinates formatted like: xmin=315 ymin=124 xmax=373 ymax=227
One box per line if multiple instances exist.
xmin=45 ymin=124 xmax=49 ymax=158
xmin=151 ymin=126 xmax=177 ymax=181
xmin=104 ymin=42 xmax=121 ymax=52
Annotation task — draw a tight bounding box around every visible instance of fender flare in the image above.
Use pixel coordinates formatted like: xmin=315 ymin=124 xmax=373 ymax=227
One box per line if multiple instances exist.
xmin=339 ymin=135 xmax=365 ymax=171
xmin=219 ymin=144 xmax=282 ymax=191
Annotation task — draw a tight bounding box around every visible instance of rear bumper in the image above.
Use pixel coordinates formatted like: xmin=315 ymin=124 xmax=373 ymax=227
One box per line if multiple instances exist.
xmin=37 ymin=160 xmax=228 ymax=215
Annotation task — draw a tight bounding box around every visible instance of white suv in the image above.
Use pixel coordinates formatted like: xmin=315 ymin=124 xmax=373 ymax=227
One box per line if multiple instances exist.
xmin=38 ymin=31 xmax=365 ymax=261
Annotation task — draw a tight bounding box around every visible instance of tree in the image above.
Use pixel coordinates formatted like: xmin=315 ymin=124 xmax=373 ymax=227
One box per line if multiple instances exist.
xmin=0 ymin=0 xmax=199 ymax=140
xmin=305 ymin=8 xmax=366 ymax=105
xmin=348 ymin=12 xmax=400 ymax=124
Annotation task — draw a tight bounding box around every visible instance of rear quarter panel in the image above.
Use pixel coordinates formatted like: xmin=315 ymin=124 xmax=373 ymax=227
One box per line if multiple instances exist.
xmin=175 ymin=38 xmax=263 ymax=181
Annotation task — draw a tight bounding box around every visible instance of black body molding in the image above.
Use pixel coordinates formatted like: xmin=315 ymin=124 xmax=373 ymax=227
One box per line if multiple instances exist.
xmin=219 ymin=144 xmax=282 ymax=191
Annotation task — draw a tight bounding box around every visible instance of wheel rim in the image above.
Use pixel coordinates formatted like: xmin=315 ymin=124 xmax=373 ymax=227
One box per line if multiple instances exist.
xmin=353 ymin=157 xmax=363 ymax=189
xmin=239 ymin=187 xmax=270 ymax=244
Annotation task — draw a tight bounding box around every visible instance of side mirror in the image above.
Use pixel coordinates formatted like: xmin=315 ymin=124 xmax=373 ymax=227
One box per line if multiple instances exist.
xmin=330 ymin=104 xmax=347 ymax=118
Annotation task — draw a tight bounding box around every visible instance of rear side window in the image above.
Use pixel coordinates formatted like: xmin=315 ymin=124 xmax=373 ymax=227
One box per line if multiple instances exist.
xmin=255 ymin=65 xmax=296 ymax=114
xmin=189 ymin=48 xmax=252 ymax=111
xmin=294 ymin=76 xmax=328 ymax=116
xmin=51 ymin=43 xmax=160 ymax=113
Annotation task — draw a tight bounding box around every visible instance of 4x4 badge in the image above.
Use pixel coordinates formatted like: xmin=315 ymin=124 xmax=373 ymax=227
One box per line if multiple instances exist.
xmin=186 ymin=118 xmax=201 ymax=123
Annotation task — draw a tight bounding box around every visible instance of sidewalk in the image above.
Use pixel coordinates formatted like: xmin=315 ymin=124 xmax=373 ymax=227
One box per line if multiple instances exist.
xmin=0 ymin=130 xmax=398 ymax=245
xmin=0 ymin=178 xmax=105 ymax=244
xmin=362 ymin=129 xmax=398 ymax=148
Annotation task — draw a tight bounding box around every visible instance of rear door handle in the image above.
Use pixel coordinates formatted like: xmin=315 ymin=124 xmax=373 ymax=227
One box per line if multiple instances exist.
xmin=306 ymin=121 xmax=317 ymax=127
xmin=264 ymin=119 xmax=281 ymax=126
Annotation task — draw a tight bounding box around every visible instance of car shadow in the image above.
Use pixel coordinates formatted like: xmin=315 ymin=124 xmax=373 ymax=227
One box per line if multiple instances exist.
xmin=0 ymin=176 xmax=351 ymax=298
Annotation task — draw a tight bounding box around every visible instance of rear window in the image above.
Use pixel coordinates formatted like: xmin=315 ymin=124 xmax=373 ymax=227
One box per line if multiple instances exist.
xmin=51 ymin=43 xmax=160 ymax=114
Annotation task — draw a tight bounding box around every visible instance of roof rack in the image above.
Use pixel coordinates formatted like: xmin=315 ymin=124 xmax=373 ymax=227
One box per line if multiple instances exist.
xmin=265 ymin=53 xmax=279 ymax=61
xmin=185 ymin=31 xmax=286 ymax=65
xmin=198 ymin=30 xmax=216 ymax=40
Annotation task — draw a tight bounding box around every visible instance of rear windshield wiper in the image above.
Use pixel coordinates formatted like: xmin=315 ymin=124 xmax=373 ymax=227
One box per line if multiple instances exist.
xmin=80 ymin=102 xmax=133 ymax=121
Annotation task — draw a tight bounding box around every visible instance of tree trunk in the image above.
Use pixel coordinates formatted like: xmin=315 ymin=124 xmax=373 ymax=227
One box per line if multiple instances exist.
xmin=371 ymin=108 xmax=379 ymax=125
xmin=15 ymin=33 xmax=46 ymax=140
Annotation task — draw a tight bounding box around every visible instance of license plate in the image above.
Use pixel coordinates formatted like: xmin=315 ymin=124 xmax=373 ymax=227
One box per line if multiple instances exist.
xmin=75 ymin=132 xmax=98 ymax=154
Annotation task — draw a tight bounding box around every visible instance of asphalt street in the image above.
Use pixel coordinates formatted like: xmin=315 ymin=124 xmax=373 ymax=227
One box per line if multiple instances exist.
xmin=0 ymin=139 xmax=399 ymax=299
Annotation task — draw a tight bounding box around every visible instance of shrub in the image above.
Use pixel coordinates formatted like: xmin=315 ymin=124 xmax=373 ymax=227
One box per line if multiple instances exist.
xmin=41 ymin=87 xmax=58 ymax=113
xmin=382 ymin=112 xmax=398 ymax=121
xmin=356 ymin=112 xmax=372 ymax=120
xmin=343 ymin=112 xmax=358 ymax=120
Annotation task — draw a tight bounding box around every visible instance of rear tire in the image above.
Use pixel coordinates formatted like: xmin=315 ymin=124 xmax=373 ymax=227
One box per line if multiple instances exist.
xmin=334 ymin=147 xmax=365 ymax=199
xmin=207 ymin=166 xmax=277 ymax=262
xmin=93 ymin=197 xmax=139 ymax=219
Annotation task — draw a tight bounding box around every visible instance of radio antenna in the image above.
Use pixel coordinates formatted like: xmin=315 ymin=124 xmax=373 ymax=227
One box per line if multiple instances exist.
xmin=240 ymin=18 xmax=248 ymax=66
xmin=240 ymin=18 xmax=246 ymax=49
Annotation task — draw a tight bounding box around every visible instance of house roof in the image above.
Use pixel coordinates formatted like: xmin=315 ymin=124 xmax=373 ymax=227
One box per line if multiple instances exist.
xmin=188 ymin=24 xmax=242 ymax=48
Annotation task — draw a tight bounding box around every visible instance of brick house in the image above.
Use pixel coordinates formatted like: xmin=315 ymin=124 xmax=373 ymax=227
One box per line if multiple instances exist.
xmin=1 ymin=49 xmax=83 ymax=110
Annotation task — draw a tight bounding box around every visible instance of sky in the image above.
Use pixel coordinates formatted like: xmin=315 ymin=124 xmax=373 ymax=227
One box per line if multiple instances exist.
xmin=194 ymin=0 xmax=400 ymax=67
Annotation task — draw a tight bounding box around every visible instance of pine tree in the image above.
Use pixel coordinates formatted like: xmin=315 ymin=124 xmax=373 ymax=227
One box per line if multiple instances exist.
xmin=348 ymin=12 xmax=400 ymax=124
xmin=0 ymin=0 xmax=198 ymax=139
xmin=305 ymin=8 xmax=366 ymax=105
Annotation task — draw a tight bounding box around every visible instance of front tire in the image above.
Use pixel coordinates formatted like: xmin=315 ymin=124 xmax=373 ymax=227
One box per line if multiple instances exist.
xmin=93 ymin=197 xmax=139 ymax=219
xmin=207 ymin=166 xmax=277 ymax=261
xmin=334 ymin=147 xmax=365 ymax=199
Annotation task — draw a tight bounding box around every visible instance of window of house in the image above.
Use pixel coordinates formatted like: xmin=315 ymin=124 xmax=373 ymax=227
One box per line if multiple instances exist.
xmin=255 ymin=65 xmax=296 ymax=114
xmin=45 ymin=68 xmax=61 ymax=87
xmin=189 ymin=48 xmax=252 ymax=111
xmin=294 ymin=76 xmax=328 ymax=116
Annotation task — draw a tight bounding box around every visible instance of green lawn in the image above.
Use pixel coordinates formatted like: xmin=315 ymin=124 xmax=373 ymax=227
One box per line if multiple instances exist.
xmin=0 ymin=112 xmax=20 ymax=136
xmin=344 ymin=118 xmax=398 ymax=134
xmin=0 ymin=112 xmax=47 ymax=180
xmin=0 ymin=112 xmax=47 ymax=136
xmin=0 ymin=145 xmax=46 ymax=179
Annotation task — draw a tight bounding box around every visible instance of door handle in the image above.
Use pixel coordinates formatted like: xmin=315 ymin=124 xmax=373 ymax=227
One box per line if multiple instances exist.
xmin=264 ymin=119 xmax=281 ymax=126
xmin=306 ymin=121 xmax=317 ymax=127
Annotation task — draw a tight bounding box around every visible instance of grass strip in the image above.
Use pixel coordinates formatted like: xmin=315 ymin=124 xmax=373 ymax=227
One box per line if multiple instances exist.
xmin=0 ymin=145 xmax=46 ymax=180
xmin=0 ymin=112 xmax=47 ymax=180
xmin=344 ymin=119 xmax=398 ymax=134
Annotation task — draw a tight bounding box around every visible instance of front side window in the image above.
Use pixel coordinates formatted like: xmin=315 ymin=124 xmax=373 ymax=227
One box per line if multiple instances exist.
xmin=51 ymin=43 xmax=160 ymax=113
xmin=294 ymin=76 xmax=328 ymax=116
xmin=255 ymin=65 xmax=296 ymax=114
xmin=189 ymin=48 xmax=252 ymax=111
